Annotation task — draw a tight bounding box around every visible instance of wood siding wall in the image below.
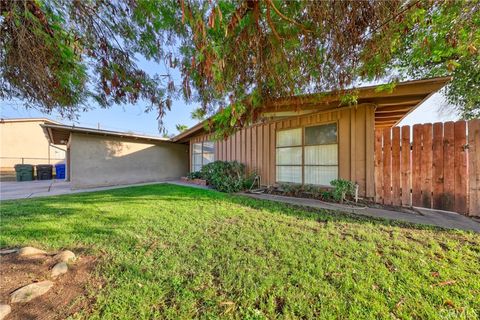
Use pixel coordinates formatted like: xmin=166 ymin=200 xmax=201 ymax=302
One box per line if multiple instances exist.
xmin=189 ymin=105 xmax=376 ymax=197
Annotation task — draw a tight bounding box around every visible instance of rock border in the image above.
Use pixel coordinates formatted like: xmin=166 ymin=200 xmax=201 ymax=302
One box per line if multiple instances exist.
xmin=0 ymin=246 xmax=77 ymax=318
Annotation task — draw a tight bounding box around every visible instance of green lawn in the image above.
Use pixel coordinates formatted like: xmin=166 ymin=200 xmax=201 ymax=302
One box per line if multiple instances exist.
xmin=1 ymin=184 xmax=479 ymax=319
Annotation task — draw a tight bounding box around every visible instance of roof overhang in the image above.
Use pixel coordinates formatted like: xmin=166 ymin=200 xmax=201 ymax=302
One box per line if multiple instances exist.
xmin=173 ymin=77 xmax=450 ymax=141
xmin=41 ymin=123 xmax=171 ymax=145
xmin=0 ymin=118 xmax=61 ymax=125
xmin=263 ymin=77 xmax=450 ymax=128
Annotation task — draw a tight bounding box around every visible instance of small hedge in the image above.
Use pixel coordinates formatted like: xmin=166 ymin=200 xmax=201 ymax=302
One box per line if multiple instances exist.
xmin=200 ymin=161 xmax=252 ymax=193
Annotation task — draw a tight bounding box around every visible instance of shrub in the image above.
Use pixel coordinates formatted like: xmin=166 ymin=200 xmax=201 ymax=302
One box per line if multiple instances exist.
xmin=330 ymin=179 xmax=356 ymax=203
xmin=186 ymin=171 xmax=202 ymax=180
xmin=320 ymin=190 xmax=334 ymax=201
xmin=200 ymin=161 xmax=249 ymax=193
xmin=278 ymin=183 xmax=303 ymax=196
xmin=278 ymin=183 xmax=332 ymax=200
xmin=242 ymin=172 xmax=258 ymax=190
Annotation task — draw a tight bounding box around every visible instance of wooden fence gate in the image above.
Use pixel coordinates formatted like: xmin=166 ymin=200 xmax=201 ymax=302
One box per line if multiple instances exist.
xmin=374 ymin=119 xmax=479 ymax=216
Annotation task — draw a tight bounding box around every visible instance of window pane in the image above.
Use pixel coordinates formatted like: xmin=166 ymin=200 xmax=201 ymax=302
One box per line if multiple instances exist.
xmin=203 ymin=152 xmax=214 ymax=164
xmin=277 ymin=128 xmax=302 ymax=147
xmin=305 ymin=123 xmax=337 ymax=145
xmin=305 ymin=144 xmax=338 ymax=165
xmin=193 ymin=154 xmax=202 ymax=166
xmin=203 ymin=141 xmax=215 ymax=153
xmin=304 ymin=166 xmax=338 ymax=185
xmin=276 ymin=166 xmax=302 ymax=183
xmin=193 ymin=165 xmax=202 ymax=172
xmin=276 ymin=147 xmax=302 ymax=165
xmin=193 ymin=143 xmax=202 ymax=153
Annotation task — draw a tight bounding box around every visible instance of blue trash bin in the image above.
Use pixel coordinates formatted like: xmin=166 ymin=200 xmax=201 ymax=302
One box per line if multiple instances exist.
xmin=55 ymin=163 xmax=66 ymax=179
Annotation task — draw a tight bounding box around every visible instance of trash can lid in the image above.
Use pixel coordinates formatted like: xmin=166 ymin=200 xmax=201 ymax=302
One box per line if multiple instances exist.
xmin=36 ymin=164 xmax=53 ymax=168
xmin=14 ymin=164 xmax=33 ymax=169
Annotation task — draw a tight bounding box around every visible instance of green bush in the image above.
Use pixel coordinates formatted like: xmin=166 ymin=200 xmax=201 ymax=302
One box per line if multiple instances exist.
xmin=186 ymin=171 xmax=202 ymax=179
xmin=278 ymin=183 xmax=333 ymax=200
xmin=330 ymin=179 xmax=356 ymax=203
xmin=200 ymin=161 xmax=250 ymax=193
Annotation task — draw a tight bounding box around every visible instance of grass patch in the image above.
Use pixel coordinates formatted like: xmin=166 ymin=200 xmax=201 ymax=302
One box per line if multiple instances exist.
xmin=1 ymin=184 xmax=479 ymax=319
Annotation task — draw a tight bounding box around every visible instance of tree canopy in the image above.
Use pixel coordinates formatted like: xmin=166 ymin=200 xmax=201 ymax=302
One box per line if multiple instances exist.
xmin=1 ymin=0 xmax=478 ymax=136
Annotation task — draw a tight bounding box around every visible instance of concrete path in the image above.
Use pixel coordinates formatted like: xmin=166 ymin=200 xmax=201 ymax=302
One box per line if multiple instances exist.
xmin=0 ymin=179 xmax=211 ymax=201
xmin=241 ymin=192 xmax=480 ymax=233
xmin=166 ymin=180 xmax=212 ymax=190
xmin=0 ymin=180 xmax=171 ymax=201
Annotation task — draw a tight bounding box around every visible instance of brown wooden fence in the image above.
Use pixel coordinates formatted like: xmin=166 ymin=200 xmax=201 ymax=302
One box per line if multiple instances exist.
xmin=374 ymin=119 xmax=479 ymax=216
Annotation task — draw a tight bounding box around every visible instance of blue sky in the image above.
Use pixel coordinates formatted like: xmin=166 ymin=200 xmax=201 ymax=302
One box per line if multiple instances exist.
xmin=0 ymin=96 xmax=197 ymax=137
xmin=0 ymin=58 xmax=200 ymax=137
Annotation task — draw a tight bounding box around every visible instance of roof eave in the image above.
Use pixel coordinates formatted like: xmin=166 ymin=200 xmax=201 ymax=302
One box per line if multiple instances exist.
xmin=41 ymin=123 xmax=171 ymax=145
xmin=173 ymin=76 xmax=451 ymax=139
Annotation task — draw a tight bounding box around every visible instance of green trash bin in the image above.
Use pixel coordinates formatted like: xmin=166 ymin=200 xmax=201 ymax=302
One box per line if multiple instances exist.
xmin=14 ymin=164 xmax=34 ymax=181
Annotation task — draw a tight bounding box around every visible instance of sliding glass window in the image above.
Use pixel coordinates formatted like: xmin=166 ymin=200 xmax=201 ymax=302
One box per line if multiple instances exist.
xmin=192 ymin=141 xmax=215 ymax=172
xmin=275 ymin=123 xmax=338 ymax=185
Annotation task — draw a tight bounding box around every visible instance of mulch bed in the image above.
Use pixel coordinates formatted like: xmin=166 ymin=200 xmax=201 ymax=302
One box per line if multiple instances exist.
xmin=262 ymin=187 xmax=422 ymax=215
xmin=0 ymin=252 xmax=98 ymax=320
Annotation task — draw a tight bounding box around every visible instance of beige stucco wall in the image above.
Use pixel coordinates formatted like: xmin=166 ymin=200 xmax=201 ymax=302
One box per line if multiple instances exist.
xmin=0 ymin=120 xmax=66 ymax=170
xmin=69 ymin=133 xmax=188 ymax=188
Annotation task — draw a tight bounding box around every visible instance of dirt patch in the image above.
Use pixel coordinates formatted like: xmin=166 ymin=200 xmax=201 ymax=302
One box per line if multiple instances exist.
xmin=0 ymin=251 xmax=98 ymax=320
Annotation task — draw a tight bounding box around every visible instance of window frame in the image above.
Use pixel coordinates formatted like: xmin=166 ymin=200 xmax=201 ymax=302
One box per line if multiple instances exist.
xmin=275 ymin=121 xmax=339 ymax=186
xmin=191 ymin=140 xmax=215 ymax=172
xmin=275 ymin=127 xmax=303 ymax=184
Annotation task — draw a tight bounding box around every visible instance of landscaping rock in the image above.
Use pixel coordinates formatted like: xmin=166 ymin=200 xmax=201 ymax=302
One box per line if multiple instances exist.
xmin=0 ymin=248 xmax=18 ymax=255
xmin=10 ymin=281 xmax=54 ymax=303
xmin=18 ymin=247 xmax=46 ymax=257
xmin=51 ymin=262 xmax=68 ymax=277
xmin=0 ymin=305 xmax=11 ymax=320
xmin=54 ymin=250 xmax=76 ymax=263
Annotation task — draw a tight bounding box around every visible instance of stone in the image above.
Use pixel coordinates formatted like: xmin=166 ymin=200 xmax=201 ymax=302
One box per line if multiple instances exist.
xmin=0 ymin=248 xmax=18 ymax=255
xmin=51 ymin=262 xmax=68 ymax=277
xmin=0 ymin=305 xmax=11 ymax=320
xmin=18 ymin=247 xmax=46 ymax=257
xmin=10 ymin=281 xmax=54 ymax=303
xmin=54 ymin=250 xmax=76 ymax=263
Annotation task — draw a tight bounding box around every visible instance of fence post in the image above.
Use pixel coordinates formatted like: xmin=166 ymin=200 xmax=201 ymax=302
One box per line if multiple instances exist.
xmin=374 ymin=129 xmax=384 ymax=204
xmin=382 ymin=128 xmax=392 ymax=205
xmin=391 ymin=127 xmax=401 ymax=206
xmin=432 ymin=123 xmax=444 ymax=209
xmin=412 ymin=124 xmax=422 ymax=206
xmin=468 ymin=119 xmax=480 ymax=216
xmin=454 ymin=121 xmax=467 ymax=214
xmin=421 ymin=124 xmax=433 ymax=208
xmin=400 ymin=126 xmax=411 ymax=207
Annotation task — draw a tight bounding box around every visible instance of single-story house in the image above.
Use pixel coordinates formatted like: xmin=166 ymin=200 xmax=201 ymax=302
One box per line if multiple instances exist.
xmin=172 ymin=77 xmax=450 ymax=199
xmin=41 ymin=77 xmax=449 ymax=193
xmin=41 ymin=124 xmax=188 ymax=188
xmin=0 ymin=118 xmax=66 ymax=172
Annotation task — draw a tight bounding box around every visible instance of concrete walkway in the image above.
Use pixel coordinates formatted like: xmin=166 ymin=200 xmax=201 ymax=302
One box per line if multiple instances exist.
xmin=0 ymin=180 xmax=171 ymax=201
xmin=166 ymin=180 xmax=213 ymax=190
xmin=0 ymin=179 xmax=212 ymax=201
xmin=241 ymin=192 xmax=480 ymax=233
